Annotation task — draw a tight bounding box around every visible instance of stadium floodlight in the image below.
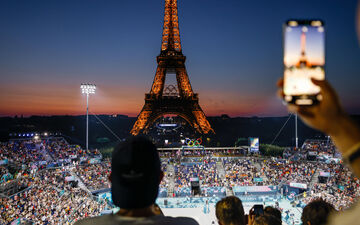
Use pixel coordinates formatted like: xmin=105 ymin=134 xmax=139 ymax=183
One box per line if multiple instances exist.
xmin=81 ymin=83 xmax=96 ymax=152
xmin=81 ymin=84 xmax=96 ymax=94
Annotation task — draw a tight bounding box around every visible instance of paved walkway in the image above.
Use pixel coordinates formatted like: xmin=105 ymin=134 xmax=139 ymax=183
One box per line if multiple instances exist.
xmin=70 ymin=171 xmax=91 ymax=193
xmin=254 ymin=159 xmax=268 ymax=183
xmin=309 ymin=169 xmax=319 ymax=189
xmin=215 ymin=160 xmax=234 ymax=196
xmin=167 ymin=163 xmax=176 ymax=197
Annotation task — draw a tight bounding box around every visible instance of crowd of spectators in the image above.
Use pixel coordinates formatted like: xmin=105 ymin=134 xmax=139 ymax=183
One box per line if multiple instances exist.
xmin=159 ymin=149 xmax=244 ymax=159
xmin=45 ymin=139 xmax=93 ymax=160
xmin=0 ymin=140 xmax=47 ymax=196
xmin=261 ymin=159 xmax=316 ymax=185
xmin=0 ymin=168 xmax=108 ymax=225
xmin=174 ymin=157 xmax=224 ymax=189
xmin=224 ymin=158 xmax=260 ymax=187
xmin=0 ymin=141 xmax=46 ymax=164
xmin=74 ymin=161 xmax=111 ymax=191
xmin=302 ymin=163 xmax=360 ymax=210
xmin=1 ymin=136 xmax=360 ymax=223
xmin=0 ymin=138 xmax=111 ymax=224
xmin=283 ymin=139 xmax=340 ymax=162
xmin=302 ymin=139 xmax=338 ymax=156
xmin=160 ymin=160 xmax=172 ymax=189
xmin=0 ymin=138 xmax=100 ymax=187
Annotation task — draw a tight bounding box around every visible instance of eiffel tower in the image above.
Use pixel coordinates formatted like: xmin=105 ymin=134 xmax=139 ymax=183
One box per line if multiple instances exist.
xmin=130 ymin=0 xmax=214 ymax=136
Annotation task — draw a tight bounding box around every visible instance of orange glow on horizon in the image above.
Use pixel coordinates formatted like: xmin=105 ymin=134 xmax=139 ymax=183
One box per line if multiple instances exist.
xmin=0 ymin=81 xmax=287 ymax=118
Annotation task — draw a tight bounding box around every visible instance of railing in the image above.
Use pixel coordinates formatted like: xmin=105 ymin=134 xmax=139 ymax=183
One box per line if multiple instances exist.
xmin=292 ymin=190 xmax=311 ymax=202
xmin=10 ymin=218 xmax=34 ymax=225
xmin=70 ymin=170 xmax=93 ymax=195
xmin=8 ymin=185 xmax=32 ymax=198
xmin=1 ymin=177 xmax=31 ymax=197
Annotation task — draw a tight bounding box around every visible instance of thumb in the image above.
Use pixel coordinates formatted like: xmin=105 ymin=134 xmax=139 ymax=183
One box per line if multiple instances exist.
xmin=310 ymin=78 xmax=328 ymax=89
xmin=311 ymin=78 xmax=337 ymax=98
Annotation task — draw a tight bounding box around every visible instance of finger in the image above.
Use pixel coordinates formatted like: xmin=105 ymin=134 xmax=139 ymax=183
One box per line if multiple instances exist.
xmin=277 ymin=89 xmax=285 ymax=99
xmin=250 ymin=215 xmax=255 ymax=224
xmin=311 ymin=78 xmax=337 ymax=98
xmin=277 ymin=78 xmax=284 ymax=87
xmin=248 ymin=215 xmax=254 ymax=225
xmin=311 ymin=78 xmax=326 ymax=87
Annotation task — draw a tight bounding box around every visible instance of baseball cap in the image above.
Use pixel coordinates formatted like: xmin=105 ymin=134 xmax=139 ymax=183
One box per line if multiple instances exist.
xmin=111 ymin=136 xmax=161 ymax=209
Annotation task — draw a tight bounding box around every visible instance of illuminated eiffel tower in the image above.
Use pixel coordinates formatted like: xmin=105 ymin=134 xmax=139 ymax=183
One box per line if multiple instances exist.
xmin=297 ymin=31 xmax=309 ymax=68
xmin=130 ymin=0 xmax=214 ymax=135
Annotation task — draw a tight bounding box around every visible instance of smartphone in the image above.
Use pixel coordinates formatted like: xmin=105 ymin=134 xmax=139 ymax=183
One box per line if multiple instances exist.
xmin=252 ymin=204 xmax=264 ymax=217
xmin=283 ymin=19 xmax=325 ymax=105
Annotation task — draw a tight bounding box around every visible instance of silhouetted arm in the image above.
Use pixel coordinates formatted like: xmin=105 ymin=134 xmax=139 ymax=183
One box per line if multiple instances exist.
xmin=278 ymin=78 xmax=360 ymax=176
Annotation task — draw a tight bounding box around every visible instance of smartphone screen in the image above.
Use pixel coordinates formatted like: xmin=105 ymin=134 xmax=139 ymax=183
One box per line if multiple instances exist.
xmin=283 ymin=20 xmax=325 ymax=105
xmin=253 ymin=204 xmax=264 ymax=217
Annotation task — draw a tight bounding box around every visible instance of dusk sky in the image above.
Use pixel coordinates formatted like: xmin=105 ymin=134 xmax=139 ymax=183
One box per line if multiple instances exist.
xmin=0 ymin=0 xmax=359 ymax=117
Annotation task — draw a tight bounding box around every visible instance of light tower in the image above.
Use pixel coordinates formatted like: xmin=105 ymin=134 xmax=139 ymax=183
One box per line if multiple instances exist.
xmin=80 ymin=83 xmax=96 ymax=152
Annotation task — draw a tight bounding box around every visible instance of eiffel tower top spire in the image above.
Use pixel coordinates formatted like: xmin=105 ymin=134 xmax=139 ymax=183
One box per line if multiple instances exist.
xmin=161 ymin=0 xmax=182 ymax=53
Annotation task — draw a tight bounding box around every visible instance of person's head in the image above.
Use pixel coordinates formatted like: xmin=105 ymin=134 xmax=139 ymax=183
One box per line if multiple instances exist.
xmin=301 ymin=199 xmax=335 ymax=225
xmin=264 ymin=206 xmax=281 ymax=222
xmin=215 ymin=196 xmax=245 ymax=225
xmin=110 ymin=136 xmax=163 ymax=209
xmin=253 ymin=215 xmax=281 ymax=225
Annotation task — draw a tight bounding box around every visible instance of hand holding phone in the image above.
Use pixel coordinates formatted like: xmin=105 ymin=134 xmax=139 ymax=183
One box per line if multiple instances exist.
xmin=252 ymin=204 xmax=264 ymax=217
xmin=283 ymin=19 xmax=325 ymax=105
xmin=247 ymin=205 xmax=264 ymax=225
xmin=247 ymin=213 xmax=255 ymax=225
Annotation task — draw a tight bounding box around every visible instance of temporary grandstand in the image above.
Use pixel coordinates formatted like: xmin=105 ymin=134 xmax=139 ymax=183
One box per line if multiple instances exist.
xmin=0 ymin=137 xmax=357 ymax=225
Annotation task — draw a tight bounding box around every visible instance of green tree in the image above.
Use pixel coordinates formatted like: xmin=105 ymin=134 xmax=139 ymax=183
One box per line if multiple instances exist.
xmin=99 ymin=146 xmax=114 ymax=158
xmin=235 ymin=137 xmax=248 ymax=146
xmin=259 ymin=144 xmax=285 ymax=156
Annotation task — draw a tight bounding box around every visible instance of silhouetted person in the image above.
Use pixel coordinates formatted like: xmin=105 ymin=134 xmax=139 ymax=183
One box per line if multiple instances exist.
xmin=301 ymin=199 xmax=335 ymax=225
xmin=75 ymin=136 xmax=199 ymax=225
xmin=252 ymin=215 xmax=281 ymax=225
xmin=215 ymin=196 xmax=245 ymax=225
xmin=264 ymin=206 xmax=281 ymax=223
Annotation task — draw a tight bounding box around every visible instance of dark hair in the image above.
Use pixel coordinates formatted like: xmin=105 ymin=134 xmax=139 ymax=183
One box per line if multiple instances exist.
xmin=264 ymin=206 xmax=282 ymax=222
xmin=253 ymin=215 xmax=281 ymax=225
xmin=216 ymin=196 xmax=245 ymax=225
xmin=301 ymin=199 xmax=335 ymax=225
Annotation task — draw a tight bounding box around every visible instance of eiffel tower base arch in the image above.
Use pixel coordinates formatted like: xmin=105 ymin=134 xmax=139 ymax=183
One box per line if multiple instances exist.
xmin=131 ymin=95 xmax=213 ymax=135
